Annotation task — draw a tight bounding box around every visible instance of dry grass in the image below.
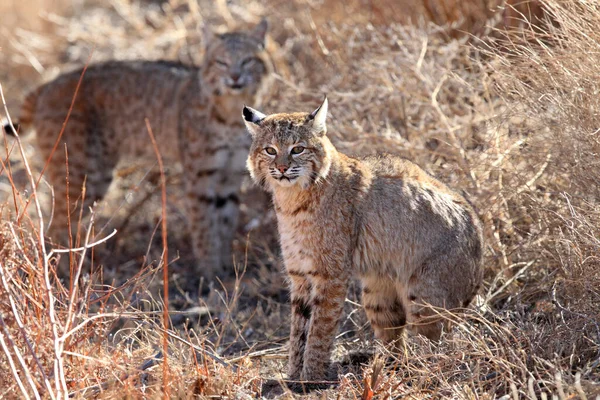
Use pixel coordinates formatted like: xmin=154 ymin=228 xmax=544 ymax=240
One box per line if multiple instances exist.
xmin=0 ymin=0 xmax=599 ymax=398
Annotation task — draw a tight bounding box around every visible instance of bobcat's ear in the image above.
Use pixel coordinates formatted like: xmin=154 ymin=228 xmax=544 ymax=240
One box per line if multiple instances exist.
xmin=250 ymin=18 xmax=268 ymax=48
xmin=308 ymin=96 xmax=328 ymax=136
xmin=243 ymin=105 xmax=266 ymax=137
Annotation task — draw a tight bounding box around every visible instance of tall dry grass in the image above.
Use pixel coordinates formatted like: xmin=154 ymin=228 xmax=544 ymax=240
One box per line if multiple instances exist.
xmin=483 ymin=0 xmax=600 ymax=373
xmin=0 ymin=0 xmax=599 ymax=398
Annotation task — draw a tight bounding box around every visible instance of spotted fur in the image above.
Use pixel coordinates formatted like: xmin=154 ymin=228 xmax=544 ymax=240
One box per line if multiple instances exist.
xmin=4 ymin=20 xmax=273 ymax=279
xmin=244 ymin=98 xmax=484 ymax=385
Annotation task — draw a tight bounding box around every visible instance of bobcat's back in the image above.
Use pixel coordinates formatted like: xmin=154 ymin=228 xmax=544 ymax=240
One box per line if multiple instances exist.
xmin=30 ymin=60 xmax=195 ymax=159
xmin=357 ymin=154 xmax=483 ymax=288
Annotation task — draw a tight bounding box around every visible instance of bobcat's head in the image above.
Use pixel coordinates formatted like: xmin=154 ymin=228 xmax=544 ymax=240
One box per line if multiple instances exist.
xmin=202 ymin=19 xmax=271 ymax=100
xmin=243 ymin=98 xmax=334 ymax=191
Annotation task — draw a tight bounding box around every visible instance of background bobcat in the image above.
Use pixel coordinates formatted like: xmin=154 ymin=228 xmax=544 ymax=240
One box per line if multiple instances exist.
xmin=244 ymin=98 xmax=483 ymax=386
xmin=3 ymin=20 xmax=273 ymax=280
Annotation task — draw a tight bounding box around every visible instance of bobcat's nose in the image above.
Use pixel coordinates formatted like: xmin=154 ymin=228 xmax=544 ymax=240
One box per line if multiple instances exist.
xmin=277 ymin=165 xmax=289 ymax=174
xmin=226 ymin=73 xmax=244 ymax=89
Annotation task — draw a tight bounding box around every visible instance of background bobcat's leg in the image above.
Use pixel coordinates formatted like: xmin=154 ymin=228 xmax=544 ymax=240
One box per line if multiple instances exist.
xmin=361 ymin=275 xmax=406 ymax=348
xmin=301 ymin=273 xmax=349 ymax=383
xmin=287 ymin=273 xmax=312 ymax=380
xmin=215 ymin=148 xmax=247 ymax=272
xmin=216 ymin=196 xmax=238 ymax=270
xmin=183 ymin=169 xmax=221 ymax=280
xmin=180 ymin=111 xmax=231 ymax=280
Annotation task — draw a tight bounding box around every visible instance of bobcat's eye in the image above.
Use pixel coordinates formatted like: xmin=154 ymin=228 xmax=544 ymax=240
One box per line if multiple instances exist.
xmin=290 ymin=146 xmax=305 ymax=155
xmin=215 ymin=60 xmax=229 ymax=68
xmin=241 ymin=57 xmax=257 ymax=68
xmin=264 ymin=147 xmax=277 ymax=156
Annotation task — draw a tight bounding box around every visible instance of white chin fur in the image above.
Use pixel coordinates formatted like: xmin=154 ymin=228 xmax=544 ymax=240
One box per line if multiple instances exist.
xmin=272 ymin=177 xmax=298 ymax=188
xmin=270 ymin=175 xmax=315 ymax=190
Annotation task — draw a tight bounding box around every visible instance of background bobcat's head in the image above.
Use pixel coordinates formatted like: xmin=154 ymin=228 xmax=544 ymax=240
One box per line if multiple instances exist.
xmin=202 ymin=19 xmax=271 ymax=100
xmin=243 ymin=98 xmax=332 ymax=191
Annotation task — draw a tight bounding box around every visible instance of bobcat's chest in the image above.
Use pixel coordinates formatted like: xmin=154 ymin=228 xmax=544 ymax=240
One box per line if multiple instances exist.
xmin=204 ymin=122 xmax=251 ymax=172
xmin=277 ymin=213 xmax=320 ymax=275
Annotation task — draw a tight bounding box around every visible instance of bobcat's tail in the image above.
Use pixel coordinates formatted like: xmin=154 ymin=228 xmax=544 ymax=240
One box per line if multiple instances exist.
xmin=2 ymin=88 xmax=41 ymax=136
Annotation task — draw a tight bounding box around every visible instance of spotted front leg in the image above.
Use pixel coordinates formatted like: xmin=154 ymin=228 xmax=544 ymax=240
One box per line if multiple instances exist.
xmin=287 ymin=272 xmax=312 ymax=380
xmin=301 ymin=273 xmax=349 ymax=383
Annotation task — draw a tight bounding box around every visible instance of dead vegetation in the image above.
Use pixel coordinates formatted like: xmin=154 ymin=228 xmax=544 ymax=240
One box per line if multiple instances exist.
xmin=0 ymin=0 xmax=599 ymax=398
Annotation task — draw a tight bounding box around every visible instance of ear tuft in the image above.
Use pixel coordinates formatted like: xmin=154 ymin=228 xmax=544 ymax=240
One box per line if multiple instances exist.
xmin=243 ymin=105 xmax=266 ymax=124
xmin=242 ymin=106 xmax=267 ymax=137
xmin=251 ymin=18 xmax=268 ymax=47
xmin=242 ymin=106 xmax=253 ymax=122
xmin=309 ymin=96 xmax=328 ymax=136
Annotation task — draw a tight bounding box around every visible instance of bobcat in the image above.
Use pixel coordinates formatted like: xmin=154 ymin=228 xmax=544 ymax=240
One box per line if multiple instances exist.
xmin=3 ymin=20 xmax=273 ymax=280
xmin=243 ymin=98 xmax=483 ymax=387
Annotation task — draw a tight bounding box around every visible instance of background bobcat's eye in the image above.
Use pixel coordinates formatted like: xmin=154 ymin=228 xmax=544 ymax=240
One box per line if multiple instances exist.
xmin=241 ymin=57 xmax=257 ymax=67
xmin=264 ymin=147 xmax=277 ymax=155
xmin=291 ymin=146 xmax=305 ymax=155
xmin=215 ymin=60 xmax=229 ymax=67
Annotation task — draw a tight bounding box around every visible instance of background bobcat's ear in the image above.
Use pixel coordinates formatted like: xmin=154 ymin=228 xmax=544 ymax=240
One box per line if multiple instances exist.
xmin=309 ymin=96 xmax=328 ymax=136
xmin=251 ymin=18 xmax=268 ymax=48
xmin=242 ymin=105 xmax=266 ymax=136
